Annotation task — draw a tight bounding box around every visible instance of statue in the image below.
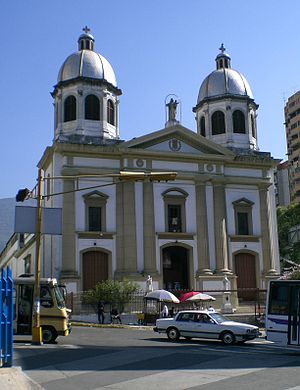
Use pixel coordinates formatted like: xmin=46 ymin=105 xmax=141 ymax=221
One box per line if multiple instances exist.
xmin=166 ymin=98 xmax=178 ymax=122
xmin=146 ymin=275 xmax=153 ymax=293
xmin=223 ymin=276 xmax=230 ymax=291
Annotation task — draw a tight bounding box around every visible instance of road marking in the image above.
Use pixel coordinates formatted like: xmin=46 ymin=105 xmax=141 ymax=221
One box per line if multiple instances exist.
xmin=101 ymin=367 xmax=264 ymax=390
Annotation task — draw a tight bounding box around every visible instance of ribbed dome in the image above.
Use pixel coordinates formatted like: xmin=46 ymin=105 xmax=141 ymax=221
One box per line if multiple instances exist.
xmin=58 ymin=50 xmax=117 ymax=86
xmin=57 ymin=28 xmax=117 ymax=87
xmin=197 ymin=44 xmax=253 ymax=104
xmin=197 ymin=68 xmax=253 ymax=104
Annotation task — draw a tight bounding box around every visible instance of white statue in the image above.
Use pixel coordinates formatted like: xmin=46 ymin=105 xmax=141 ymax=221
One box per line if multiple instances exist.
xmin=146 ymin=275 xmax=153 ymax=293
xmin=223 ymin=276 xmax=230 ymax=291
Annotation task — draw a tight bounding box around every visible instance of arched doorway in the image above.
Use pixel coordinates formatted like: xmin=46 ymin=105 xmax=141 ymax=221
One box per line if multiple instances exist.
xmin=235 ymin=253 xmax=257 ymax=301
xmin=82 ymin=250 xmax=109 ymax=291
xmin=162 ymin=246 xmax=189 ymax=290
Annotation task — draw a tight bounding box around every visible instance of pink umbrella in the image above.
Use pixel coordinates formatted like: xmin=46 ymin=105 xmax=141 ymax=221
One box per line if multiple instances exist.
xmin=179 ymin=291 xmax=201 ymax=303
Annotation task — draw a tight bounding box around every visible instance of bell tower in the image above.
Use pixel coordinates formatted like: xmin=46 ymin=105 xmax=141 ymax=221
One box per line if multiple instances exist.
xmin=52 ymin=27 xmax=122 ymax=144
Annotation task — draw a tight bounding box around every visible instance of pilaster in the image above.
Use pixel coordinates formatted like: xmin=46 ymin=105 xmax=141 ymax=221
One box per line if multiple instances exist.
xmin=195 ymin=182 xmax=211 ymax=275
xmin=61 ymin=179 xmax=78 ymax=280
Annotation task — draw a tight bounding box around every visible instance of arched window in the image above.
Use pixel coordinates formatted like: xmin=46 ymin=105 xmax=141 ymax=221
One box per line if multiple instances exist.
xmin=64 ymin=96 xmax=76 ymax=122
xmin=251 ymin=114 xmax=256 ymax=138
xmin=107 ymin=100 xmax=115 ymax=125
xmin=200 ymin=116 xmax=206 ymax=137
xmin=85 ymin=95 xmax=100 ymax=120
xmin=211 ymin=111 xmax=225 ymax=135
xmin=233 ymin=110 xmax=245 ymax=133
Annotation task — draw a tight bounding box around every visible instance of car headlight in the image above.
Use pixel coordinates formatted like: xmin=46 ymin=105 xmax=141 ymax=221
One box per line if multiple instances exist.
xmin=246 ymin=328 xmax=257 ymax=334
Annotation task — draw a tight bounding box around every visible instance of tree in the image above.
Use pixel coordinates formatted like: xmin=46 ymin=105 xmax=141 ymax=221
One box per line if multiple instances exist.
xmin=277 ymin=203 xmax=300 ymax=265
xmin=82 ymin=279 xmax=140 ymax=313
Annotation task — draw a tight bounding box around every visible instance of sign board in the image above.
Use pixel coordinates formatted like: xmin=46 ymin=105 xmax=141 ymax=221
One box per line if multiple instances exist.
xmin=14 ymin=206 xmax=62 ymax=235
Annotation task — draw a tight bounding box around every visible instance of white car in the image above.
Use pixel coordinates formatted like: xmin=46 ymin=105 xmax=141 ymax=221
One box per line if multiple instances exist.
xmin=154 ymin=310 xmax=259 ymax=345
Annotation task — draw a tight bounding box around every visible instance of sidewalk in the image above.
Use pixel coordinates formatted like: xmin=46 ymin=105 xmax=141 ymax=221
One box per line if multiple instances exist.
xmin=0 ymin=366 xmax=43 ymax=390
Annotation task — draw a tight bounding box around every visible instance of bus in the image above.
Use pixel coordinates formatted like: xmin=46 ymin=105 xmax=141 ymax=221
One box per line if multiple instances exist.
xmin=266 ymin=280 xmax=300 ymax=346
xmin=14 ymin=276 xmax=71 ymax=343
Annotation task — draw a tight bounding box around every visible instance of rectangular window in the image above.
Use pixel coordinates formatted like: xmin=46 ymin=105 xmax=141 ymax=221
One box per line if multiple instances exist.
xmin=168 ymin=204 xmax=182 ymax=232
xmin=237 ymin=212 xmax=249 ymax=235
xmin=88 ymin=206 xmax=101 ymax=231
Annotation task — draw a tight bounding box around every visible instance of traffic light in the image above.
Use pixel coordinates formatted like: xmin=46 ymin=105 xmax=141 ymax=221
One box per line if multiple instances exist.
xmin=16 ymin=188 xmax=30 ymax=202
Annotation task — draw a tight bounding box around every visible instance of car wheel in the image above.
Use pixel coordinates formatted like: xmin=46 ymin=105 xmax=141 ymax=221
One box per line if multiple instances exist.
xmin=167 ymin=327 xmax=180 ymax=341
xmin=42 ymin=326 xmax=58 ymax=344
xmin=221 ymin=331 xmax=235 ymax=345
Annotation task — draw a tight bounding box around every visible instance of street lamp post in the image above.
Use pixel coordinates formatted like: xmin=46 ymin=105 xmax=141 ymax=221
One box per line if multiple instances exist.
xmin=32 ymin=168 xmax=43 ymax=344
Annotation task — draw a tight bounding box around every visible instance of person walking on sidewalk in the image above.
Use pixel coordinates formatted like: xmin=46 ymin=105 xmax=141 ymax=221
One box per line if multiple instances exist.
xmin=97 ymin=302 xmax=105 ymax=324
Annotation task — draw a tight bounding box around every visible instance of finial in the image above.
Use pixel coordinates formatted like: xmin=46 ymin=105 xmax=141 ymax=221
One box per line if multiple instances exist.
xmin=219 ymin=43 xmax=226 ymax=54
xmin=82 ymin=25 xmax=91 ymax=34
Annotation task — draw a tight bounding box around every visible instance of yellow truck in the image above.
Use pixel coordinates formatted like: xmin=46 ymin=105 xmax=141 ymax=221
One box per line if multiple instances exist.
xmin=14 ymin=276 xmax=71 ymax=343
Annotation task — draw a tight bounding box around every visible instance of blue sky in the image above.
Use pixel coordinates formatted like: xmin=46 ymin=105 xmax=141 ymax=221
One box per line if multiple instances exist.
xmin=1 ymin=1 xmax=297 ymax=198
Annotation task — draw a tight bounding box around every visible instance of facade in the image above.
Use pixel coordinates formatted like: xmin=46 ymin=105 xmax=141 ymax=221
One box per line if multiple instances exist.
xmin=285 ymin=91 xmax=300 ymax=203
xmin=0 ymin=32 xmax=280 ymax=298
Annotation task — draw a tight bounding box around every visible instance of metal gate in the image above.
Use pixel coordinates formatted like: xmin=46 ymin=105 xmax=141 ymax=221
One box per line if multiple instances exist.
xmin=0 ymin=267 xmax=13 ymax=367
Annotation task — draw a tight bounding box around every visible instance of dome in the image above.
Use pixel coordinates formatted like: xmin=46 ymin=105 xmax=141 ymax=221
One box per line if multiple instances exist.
xmin=197 ymin=68 xmax=253 ymax=103
xmin=58 ymin=50 xmax=117 ymax=86
xmin=197 ymin=44 xmax=253 ymax=104
xmin=57 ymin=28 xmax=117 ymax=87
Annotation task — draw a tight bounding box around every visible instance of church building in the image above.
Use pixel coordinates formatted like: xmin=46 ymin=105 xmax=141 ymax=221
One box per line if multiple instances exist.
xmin=1 ymin=29 xmax=280 ymax=299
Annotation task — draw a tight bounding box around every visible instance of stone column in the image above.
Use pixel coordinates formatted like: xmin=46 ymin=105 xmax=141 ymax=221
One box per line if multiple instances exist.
xmin=195 ymin=182 xmax=211 ymax=274
xmin=61 ymin=179 xmax=78 ymax=279
xmin=259 ymin=186 xmax=277 ymax=275
xmin=213 ymin=183 xmax=230 ymax=274
xmin=143 ymin=182 xmax=157 ymax=274
xmin=115 ymin=182 xmax=138 ymax=277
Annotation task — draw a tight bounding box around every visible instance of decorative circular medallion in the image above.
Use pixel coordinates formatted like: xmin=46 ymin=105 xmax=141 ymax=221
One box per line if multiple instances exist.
xmin=169 ymin=139 xmax=181 ymax=152
xmin=136 ymin=159 xmax=144 ymax=167
xmin=206 ymin=164 xmax=214 ymax=172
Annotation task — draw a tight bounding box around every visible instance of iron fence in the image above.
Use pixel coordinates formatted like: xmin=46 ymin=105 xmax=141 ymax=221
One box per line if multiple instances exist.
xmin=66 ymin=287 xmax=267 ymax=326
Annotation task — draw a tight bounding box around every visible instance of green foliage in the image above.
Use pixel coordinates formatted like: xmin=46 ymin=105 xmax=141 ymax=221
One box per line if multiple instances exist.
xmin=289 ymin=270 xmax=300 ymax=280
xmin=82 ymin=279 xmax=140 ymax=313
xmin=277 ymin=203 xmax=300 ymax=264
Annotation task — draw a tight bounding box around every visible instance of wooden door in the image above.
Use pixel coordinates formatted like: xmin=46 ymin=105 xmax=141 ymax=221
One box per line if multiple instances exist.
xmin=235 ymin=253 xmax=256 ymax=300
xmin=82 ymin=251 xmax=108 ymax=291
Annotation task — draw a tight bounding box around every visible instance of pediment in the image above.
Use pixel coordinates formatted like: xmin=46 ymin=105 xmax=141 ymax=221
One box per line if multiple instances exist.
xmin=121 ymin=124 xmax=234 ymax=157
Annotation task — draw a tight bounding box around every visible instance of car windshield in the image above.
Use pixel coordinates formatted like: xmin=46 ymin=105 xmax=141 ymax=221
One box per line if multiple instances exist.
xmin=209 ymin=312 xmax=229 ymax=324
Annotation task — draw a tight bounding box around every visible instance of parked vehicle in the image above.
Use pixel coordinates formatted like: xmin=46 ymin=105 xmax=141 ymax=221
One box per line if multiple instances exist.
xmin=14 ymin=276 xmax=71 ymax=343
xmin=266 ymin=280 xmax=300 ymax=346
xmin=153 ymin=310 xmax=259 ymax=345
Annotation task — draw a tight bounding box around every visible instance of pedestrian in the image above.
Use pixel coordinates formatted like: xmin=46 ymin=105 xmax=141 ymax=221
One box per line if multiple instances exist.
xmin=161 ymin=304 xmax=169 ymax=318
xmin=111 ymin=306 xmax=122 ymax=324
xmin=97 ymin=302 xmax=105 ymax=324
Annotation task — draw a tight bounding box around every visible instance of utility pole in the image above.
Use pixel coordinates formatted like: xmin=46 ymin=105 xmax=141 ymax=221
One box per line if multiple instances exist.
xmin=32 ymin=168 xmax=43 ymax=344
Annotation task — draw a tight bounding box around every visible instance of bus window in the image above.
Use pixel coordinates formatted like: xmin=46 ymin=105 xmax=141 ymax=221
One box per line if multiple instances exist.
xmin=269 ymin=284 xmax=289 ymax=315
xmin=54 ymin=286 xmax=66 ymax=309
xmin=40 ymin=285 xmax=53 ymax=308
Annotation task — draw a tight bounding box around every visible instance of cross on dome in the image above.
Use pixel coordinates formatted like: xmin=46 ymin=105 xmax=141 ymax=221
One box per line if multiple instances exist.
xmin=83 ymin=26 xmax=91 ymax=34
xmin=219 ymin=43 xmax=226 ymax=54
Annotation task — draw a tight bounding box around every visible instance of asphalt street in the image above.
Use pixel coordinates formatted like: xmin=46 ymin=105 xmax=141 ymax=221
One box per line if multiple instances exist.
xmin=13 ymin=325 xmax=300 ymax=390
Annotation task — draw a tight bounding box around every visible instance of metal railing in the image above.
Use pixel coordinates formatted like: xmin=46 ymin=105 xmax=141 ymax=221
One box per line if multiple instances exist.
xmin=66 ymin=288 xmax=267 ymax=326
